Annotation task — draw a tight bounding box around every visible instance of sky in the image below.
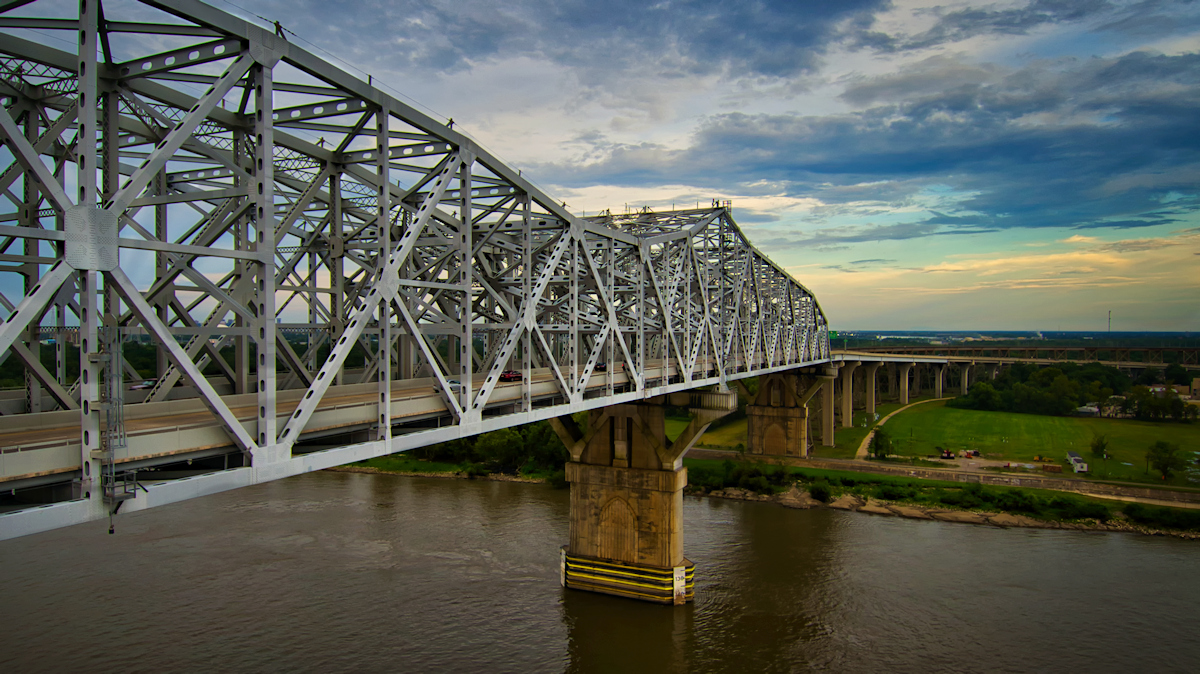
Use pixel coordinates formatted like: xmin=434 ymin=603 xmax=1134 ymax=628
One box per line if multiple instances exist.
xmin=216 ymin=0 xmax=1200 ymax=331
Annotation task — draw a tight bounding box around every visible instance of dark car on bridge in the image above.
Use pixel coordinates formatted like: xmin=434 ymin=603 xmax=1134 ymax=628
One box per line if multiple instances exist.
xmin=499 ymin=370 xmax=522 ymax=382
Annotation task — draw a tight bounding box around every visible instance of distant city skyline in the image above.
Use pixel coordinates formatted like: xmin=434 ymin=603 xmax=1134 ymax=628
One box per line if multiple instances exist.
xmin=219 ymin=0 xmax=1200 ymax=330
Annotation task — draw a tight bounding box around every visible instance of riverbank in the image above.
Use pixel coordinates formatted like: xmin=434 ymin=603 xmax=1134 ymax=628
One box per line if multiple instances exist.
xmin=695 ymin=484 xmax=1200 ymax=539
xmin=325 ymin=465 xmax=545 ymax=483
xmin=327 ymin=460 xmax=1200 ymax=539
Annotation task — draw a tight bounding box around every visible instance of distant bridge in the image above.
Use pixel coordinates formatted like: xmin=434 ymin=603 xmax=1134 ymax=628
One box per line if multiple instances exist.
xmin=852 ymin=345 xmax=1199 ymax=369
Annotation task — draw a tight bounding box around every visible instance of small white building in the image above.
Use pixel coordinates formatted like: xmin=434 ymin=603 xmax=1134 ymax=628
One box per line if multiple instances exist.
xmin=1067 ymin=451 xmax=1088 ymax=473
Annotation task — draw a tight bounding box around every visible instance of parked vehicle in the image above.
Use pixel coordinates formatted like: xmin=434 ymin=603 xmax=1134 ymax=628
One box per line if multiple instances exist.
xmin=499 ymin=370 xmax=522 ymax=382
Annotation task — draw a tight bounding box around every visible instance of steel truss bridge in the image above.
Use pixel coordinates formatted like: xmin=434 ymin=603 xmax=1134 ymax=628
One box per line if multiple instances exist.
xmin=0 ymin=0 xmax=830 ymax=539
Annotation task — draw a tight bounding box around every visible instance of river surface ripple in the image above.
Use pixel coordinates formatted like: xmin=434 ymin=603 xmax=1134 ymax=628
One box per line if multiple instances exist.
xmin=1 ymin=471 xmax=1196 ymax=673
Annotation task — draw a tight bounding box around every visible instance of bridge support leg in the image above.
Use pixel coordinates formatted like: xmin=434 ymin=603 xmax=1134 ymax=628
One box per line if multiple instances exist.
xmin=935 ymin=364 xmax=945 ymax=398
xmin=899 ymin=362 xmax=913 ymax=405
xmin=864 ymin=363 xmax=881 ymax=416
xmin=961 ymin=363 xmax=972 ymax=394
xmin=552 ymin=391 xmax=736 ymax=604
xmin=821 ymin=371 xmax=836 ymax=446
xmin=748 ymin=374 xmax=820 ymax=458
xmin=840 ymin=361 xmax=860 ymax=428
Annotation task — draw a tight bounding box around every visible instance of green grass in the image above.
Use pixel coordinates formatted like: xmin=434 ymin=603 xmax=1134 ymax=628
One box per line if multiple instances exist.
xmin=882 ymin=401 xmax=1200 ymax=487
xmin=812 ymin=402 xmax=906 ymax=459
xmin=699 ymin=418 xmax=749 ymax=448
xmin=667 ymin=415 xmax=748 ymax=448
xmin=665 ymin=417 xmax=691 ymax=443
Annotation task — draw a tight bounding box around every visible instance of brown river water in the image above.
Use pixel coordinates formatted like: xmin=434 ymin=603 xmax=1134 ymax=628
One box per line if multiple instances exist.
xmin=1 ymin=471 xmax=1196 ymax=673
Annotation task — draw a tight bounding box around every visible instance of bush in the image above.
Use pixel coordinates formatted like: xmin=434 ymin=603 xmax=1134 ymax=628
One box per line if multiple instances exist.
xmin=460 ymin=463 xmax=489 ymax=479
xmin=938 ymin=489 xmax=984 ymax=509
xmin=809 ymin=480 xmax=832 ymax=503
xmin=993 ymin=489 xmax=1039 ymax=514
xmin=1123 ymin=502 xmax=1200 ymax=531
xmin=739 ymin=475 xmax=772 ymax=494
xmin=876 ymin=484 xmax=915 ymax=501
xmin=1046 ymin=495 xmax=1110 ymax=522
xmin=547 ymin=469 xmax=568 ymax=489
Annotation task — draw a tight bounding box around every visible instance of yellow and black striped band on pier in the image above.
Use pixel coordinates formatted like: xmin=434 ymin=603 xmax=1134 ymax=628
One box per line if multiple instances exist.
xmin=561 ymin=548 xmax=695 ymax=604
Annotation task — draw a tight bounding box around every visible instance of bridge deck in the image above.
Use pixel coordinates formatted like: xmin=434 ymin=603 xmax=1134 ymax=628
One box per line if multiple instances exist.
xmin=0 ymin=366 xmax=669 ymax=486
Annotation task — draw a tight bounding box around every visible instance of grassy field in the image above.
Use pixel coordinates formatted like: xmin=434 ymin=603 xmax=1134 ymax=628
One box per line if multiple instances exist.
xmin=883 ymin=401 xmax=1200 ymax=487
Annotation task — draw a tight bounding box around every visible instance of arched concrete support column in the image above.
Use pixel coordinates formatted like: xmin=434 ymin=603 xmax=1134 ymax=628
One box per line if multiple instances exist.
xmin=840 ymin=361 xmax=860 ymax=428
xmin=898 ymin=362 xmax=914 ymax=405
xmin=821 ymin=370 xmax=837 ymax=446
xmin=960 ymin=362 xmax=973 ymax=394
xmin=551 ymin=390 xmax=736 ymax=604
xmin=912 ymin=363 xmax=922 ymax=397
xmin=864 ymin=362 xmax=881 ymax=415
xmin=748 ymin=373 xmax=822 ymax=457
xmin=935 ymin=364 xmax=946 ymax=398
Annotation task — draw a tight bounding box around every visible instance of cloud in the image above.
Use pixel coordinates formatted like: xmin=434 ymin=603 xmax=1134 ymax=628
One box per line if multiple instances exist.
xmin=249 ymin=0 xmax=888 ymax=80
xmin=534 ymin=49 xmax=1200 ymax=240
xmin=846 ymin=0 xmax=1200 ymax=53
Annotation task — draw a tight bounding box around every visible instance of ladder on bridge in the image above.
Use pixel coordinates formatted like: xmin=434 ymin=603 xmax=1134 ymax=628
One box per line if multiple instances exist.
xmin=95 ymin=326 xmax=136 ymax=509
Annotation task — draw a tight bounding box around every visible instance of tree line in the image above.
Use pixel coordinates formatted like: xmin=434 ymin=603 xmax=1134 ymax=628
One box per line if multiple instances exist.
xmin=949 ymin=362 xmax=1197 ymax=421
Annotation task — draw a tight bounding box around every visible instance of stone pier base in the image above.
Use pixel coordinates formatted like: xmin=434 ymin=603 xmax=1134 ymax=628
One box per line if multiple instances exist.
xmin=561 ymin=549 xmax=694 ymax=604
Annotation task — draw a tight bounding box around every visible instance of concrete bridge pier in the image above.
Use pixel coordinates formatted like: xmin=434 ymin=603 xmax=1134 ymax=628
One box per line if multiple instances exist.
xmin=934 ymin=364 xmax=946 ymax=398
xmin=960 ymin=363 xmax=972 ymax=395
xmin=898 ymin=362 xmax=914 ymax=404
xmin=840 ymin=361 xmax=860 ymax=428
xmin=552 ymin=390 xmax=736 ymax=604
xmin=748 ymin=374 xmax=815 ymax=457
xmin=748 ymin=367 xmax=838 ymax=457
xmin=821 ymin=368 xmax=837 ymax=446
xmin=864 ymin=363 xmax=881 ymax=416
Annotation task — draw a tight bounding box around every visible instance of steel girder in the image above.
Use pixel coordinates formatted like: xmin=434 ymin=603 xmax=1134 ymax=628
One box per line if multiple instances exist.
xmin=0 ymin=0 xmax=829 ymax=534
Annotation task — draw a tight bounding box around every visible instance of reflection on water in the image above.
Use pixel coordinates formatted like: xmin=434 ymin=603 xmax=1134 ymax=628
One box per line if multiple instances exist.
xmin=1 ymin=472 xmax=1196 ymax=672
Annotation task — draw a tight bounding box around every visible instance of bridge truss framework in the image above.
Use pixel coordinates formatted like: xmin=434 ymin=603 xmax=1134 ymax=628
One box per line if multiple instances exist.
xmin=0 ymin=0 xmax=829 ymax=538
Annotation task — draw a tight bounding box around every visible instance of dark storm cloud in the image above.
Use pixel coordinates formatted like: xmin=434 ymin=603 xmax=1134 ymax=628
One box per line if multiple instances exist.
xmin=540 ymin=50 xmax=1200 ymax=235
xmin=259 ymin=0 xmax=887 ymax=77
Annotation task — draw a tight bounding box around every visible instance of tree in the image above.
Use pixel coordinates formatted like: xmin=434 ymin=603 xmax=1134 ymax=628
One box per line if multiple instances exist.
xmin=1163 ymin=363 xmax=1190 ymax=386
xmin=1136 ymin=368 xmax=1163 ymax=386
xmin=1145 ymin=440 xmax=1186 ymax=480
xmin=870 ymin=427 xmax=893 ymax=459
xmin=964 ymin=382 xmax=1003 ymax=411
xmin=473 ymin=427 xmax=524 ymax=472
xmin=1090 ymin=434 xmax=1108 ymax=460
